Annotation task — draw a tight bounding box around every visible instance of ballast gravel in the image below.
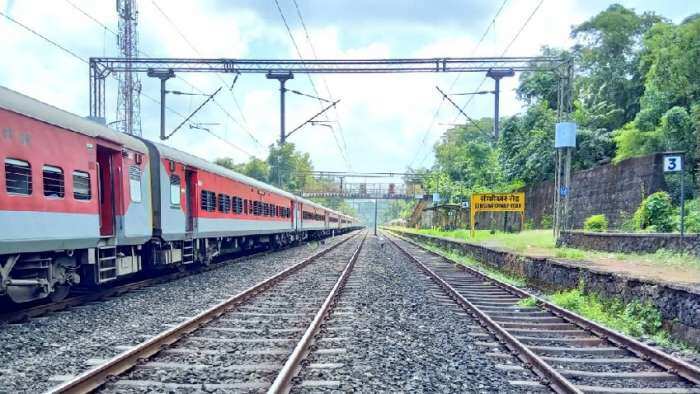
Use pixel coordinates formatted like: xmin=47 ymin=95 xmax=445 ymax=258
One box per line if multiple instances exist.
xmin=293 ymin=235 xmax=530 ymax=393
xmin=0 ymin=233 xmax=354 ymax=393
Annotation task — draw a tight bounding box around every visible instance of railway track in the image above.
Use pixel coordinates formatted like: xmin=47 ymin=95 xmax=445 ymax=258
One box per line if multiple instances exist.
xmin=0 ymin=238 xmax=335 ymax=325
xmin=46 ymin=231 xmax=366 ymax=394
xmin=385 ymin=231 xmax=700 ymax=394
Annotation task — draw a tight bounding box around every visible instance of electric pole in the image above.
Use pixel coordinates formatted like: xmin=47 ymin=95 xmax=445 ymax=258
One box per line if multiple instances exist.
xmin=486 ymin=68 xmax=514 ymax=141
xmin=266 ymin=71 xmax=294 ymax=145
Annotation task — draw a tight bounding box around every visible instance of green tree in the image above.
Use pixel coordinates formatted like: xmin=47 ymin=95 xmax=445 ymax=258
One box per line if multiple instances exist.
xmin=214 ymin=157 xmax=270 ymax=182
xmin=499 ymin=102 xmax=556 ymax=184
xmin=516 ymin=46 xmax=569 ymax=109
xmin=267 ymin=143 xmax=315 ymax=191
xmin=433 ymin=119 xmax=502 ymax=192
xmin=572 ymin=4 xmax=664 ymax=130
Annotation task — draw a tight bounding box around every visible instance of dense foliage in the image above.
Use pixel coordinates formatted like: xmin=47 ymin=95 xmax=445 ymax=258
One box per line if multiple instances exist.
xmin=412 ymin=5 xmax=699 ymax=208
xmin=633 ymin=191 xmax=675 ymax=232
xmin=583 ymin=214 xmax=608 ymax=232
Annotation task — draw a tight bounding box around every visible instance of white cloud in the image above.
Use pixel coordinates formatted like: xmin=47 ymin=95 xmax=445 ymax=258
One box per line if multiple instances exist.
xmin=0 ymin=0 xmax=684 ymax=179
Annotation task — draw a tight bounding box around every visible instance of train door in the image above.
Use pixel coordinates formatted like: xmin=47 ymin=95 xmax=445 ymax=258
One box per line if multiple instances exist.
xmin=295 ymin=202 xmax=302 ymax=231
xmin=185 ymin=169 xmax=197 ymax=233
xmin=96 ymin=146 xmax=116 ymax=237
xmin=289 ymin=201 xmax=295 ymax=229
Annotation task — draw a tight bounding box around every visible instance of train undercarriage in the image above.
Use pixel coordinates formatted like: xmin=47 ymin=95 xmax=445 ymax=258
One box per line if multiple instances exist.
xmin=0 ymin=228 xmax=354 ymax=304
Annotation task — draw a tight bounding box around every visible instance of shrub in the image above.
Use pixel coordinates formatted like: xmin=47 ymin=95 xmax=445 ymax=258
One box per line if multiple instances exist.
xmin=584 ymin=214 xmax=608 ymax=232
xmin=674 ymin=199 xmax=700 ymax=233
xmin=634 ymin=192 xmax=675 ymax=232
xmin=540 ymin=214 xmax=553 ymax=229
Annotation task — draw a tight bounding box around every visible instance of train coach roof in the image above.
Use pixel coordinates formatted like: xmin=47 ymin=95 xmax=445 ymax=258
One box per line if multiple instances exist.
xmin=147 ymin=142 xmax=345 ymax=212
xmin=0 ymin=86 xmax=148 ymax=153
xmin=0 ymin=85 xmax=356 ymax=221
xmin=149 ymin=141 xmax=301 ymax=200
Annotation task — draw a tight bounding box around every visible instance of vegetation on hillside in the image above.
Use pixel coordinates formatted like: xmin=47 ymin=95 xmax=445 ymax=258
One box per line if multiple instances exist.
xmin=408 ymin=5 xmax=699 ymax=210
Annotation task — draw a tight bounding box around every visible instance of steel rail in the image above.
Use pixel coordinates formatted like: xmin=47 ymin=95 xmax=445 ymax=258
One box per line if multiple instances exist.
xmin=384 ymin=232 xmax=581 ymax=394
xmin=387 ymin=230 xmax=700 ymax=386
xmin=46 ymin=232 xmax=360 ymax=394
xmin=1 ymin=238 xmax=311 ymax=324
xmin=268 ymin=232 xmax=367 ymax=393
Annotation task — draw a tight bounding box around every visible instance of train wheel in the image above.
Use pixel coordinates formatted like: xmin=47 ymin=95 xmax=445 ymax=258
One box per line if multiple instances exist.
xmin=49 ymin=284 xmax=71 ymax=302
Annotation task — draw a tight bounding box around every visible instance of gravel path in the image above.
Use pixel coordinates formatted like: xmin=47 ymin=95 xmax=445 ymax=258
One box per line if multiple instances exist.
xmin=0 ymin=233 xmax=355 ymax=393
xmin=292 ymin=235 xmax=533 ymax=393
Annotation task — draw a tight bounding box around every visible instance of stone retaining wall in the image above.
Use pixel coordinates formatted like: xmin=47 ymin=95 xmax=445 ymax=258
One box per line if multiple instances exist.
xmin=558 ymin=230 xmax=700 ymax=257
xmin=389 ymin=229 xmax=700 ymax=348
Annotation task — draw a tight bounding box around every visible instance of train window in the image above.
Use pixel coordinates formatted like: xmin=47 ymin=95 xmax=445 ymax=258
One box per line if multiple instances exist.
xmin=218 ymin=193 xmax=231 ymax=213
xmin=170 ymin=175 xmax=181 ymax=206
xmin=72 ymin=171 xmax=91 ymax=200
xmin=200 ymin=190 xmax=215 ymax=212
xmin=129 ymin=166 xmax=142 ymax=203
xmin=232 ymin=196 xmax=243 ymax=214
xmin=5 ymin=158 xmax=32 ymax=195
xmin=253 ymin=201 xmax=261 ymax=216
xmin=42 ymin=165 xmax=64 ymax=198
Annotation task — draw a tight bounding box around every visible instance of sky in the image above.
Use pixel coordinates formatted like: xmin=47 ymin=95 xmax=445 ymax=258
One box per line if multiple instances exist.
xmin=0 ymin=0 xmax=696 ymax=180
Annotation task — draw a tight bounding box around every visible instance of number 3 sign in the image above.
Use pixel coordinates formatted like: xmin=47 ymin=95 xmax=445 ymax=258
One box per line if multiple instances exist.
xmin=663 ymin=155 xmax=682 ymax=172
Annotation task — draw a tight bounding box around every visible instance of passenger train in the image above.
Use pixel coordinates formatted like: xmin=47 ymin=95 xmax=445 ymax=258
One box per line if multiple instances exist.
xmin=0 ymin=86 xmax=361 ymax=304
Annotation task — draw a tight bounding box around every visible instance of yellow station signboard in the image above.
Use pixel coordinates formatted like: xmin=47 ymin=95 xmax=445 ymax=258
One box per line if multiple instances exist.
xmin=470 ymin=192 xmax=525 ymax=236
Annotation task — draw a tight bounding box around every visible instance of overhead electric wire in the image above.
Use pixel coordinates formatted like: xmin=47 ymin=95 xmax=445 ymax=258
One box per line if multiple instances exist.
xmin=290 ymin=0 xmax=349 ymax=155
xmin=415 ymin=0 xmax=545 ymax=168
xmin=272 ymin=0 xmax=350 ymax=169
xmin=150 ymin=0 xmax=262 ymax=148
xmin=408 ymin=0 xmax=510 ymax=168
xmin=6 ymin=8 xmax=247 ymax=158
xmin=449 ymin=0 xmax=545 ymax=124
xmin=288 ymin=89 xmax=331 ymax=103
xmin=58 ymin=2 xmax=201 ymax=120
xmin=1 ymin=10 xmax=88 ymax=65
xmin=63 ymin=0 xmax=118 ymax=36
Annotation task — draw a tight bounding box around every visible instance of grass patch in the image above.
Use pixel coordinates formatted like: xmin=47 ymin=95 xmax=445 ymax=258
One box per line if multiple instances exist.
xmin=387 ymin=226 xmax=700 ymax=271
xmin=548 ymin=286 xmax=684 ymax=348
xmin=400 ymin=227 xmax=555 ymax=253
xmin=554 ymin=248 xmax=586 ymax=260
xmin=517 ymin=297 xmax=537 ymax=307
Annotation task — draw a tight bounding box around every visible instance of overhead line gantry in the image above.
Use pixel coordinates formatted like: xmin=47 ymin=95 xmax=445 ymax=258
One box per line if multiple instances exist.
xmin=88 ymin=55 xmax=570 ymax=123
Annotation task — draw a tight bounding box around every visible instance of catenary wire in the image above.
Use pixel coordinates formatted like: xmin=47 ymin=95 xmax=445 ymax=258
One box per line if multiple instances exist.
xmin=416 ymin=0 xmax=545 ymax=167
xmin=150 ymin=0 xmax=262 ymax=148
xmin=272 ymin=0 xmax=350 ymax=169
xmin=408 ymin=0 xmax=510 ymax=168
xmin=3 ymin=9 xmax=251 ymax=157
xmin=291 ymin=0 xmax=349 ymax=155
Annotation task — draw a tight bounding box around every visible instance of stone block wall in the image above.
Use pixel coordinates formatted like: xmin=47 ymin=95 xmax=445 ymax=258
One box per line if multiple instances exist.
xmin=442 ymin=153 xmax=667 ymax=232
xmin=525 ymin=154 xmax=666 ymax=229
xmin=558 ymin=230 xmax=700 ymax=257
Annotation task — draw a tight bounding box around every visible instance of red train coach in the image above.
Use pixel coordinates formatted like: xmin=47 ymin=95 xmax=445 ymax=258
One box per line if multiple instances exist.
xmin=0 ymin=86 xmax=361 ymax=304
xmin=0 ymin=86 xmax=151 ymax=303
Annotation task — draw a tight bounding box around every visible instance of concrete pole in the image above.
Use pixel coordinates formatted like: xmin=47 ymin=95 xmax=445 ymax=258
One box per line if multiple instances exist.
xmin=280 ymin=78 xmax=287 ymax=145
xmin=494 ymin=77 xmax=500 ymax=141
xmin=159 ymin=77 xmax=167 ymax=140
xmin=374 ymin=199 xmax=378 ymax=236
